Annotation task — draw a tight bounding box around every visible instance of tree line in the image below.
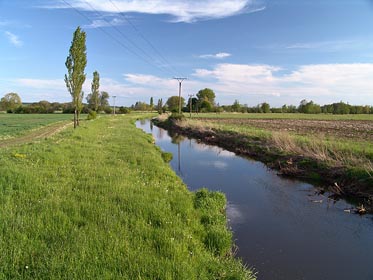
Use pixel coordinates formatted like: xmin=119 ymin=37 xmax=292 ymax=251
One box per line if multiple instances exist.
xmin=129 ymin=88 xmax=373 ymax=115
xmin=0 ymin=92 xmax=111 ymax=114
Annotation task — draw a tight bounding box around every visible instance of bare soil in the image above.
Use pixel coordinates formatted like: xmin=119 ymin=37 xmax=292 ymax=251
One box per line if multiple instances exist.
xmin=198 ymin=118 xmax=373 ymax=141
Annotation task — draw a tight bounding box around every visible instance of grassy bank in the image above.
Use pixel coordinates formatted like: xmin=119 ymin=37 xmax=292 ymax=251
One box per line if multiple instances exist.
xmin=0 ymin=114 xmax=253 ymax=279
xmin=156 ymin=114 xmax=373 ymax=212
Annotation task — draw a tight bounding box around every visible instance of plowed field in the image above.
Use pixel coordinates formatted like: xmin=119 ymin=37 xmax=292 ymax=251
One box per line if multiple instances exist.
xmin=198 ymin=118 xmax=373 ymax=141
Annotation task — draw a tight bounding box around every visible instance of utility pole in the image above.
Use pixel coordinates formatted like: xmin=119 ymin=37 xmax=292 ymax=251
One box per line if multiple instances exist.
xmin=188 ymin=94 xmax=193 ymax=118
xmin=112 ymin=95 xmax=117 ymax=115
xmin=173 ymin=77 xmax=187 ymax=114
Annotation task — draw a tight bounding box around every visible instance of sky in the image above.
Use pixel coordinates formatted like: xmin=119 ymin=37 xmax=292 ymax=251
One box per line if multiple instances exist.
xmin=1 ymin=0 xmax=373 ymax=107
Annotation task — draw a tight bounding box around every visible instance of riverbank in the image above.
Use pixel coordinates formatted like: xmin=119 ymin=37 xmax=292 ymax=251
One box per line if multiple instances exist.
xmin=154 ymin=115 xmax=373 ymax=213
xmin=0 ymin=114 xmax=253 ymax=279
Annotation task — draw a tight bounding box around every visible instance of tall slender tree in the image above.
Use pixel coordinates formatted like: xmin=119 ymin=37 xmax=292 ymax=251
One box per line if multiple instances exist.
xmin=99 ymin=91 xmax=110 ymax=111
xmin=86 ymin=71 xmax=100 ymax=111
xmin=157 ymin=98 xmax=163 ymax=114
xmin=150 ymin=97 xmax=154 ymax=112
xmin=64 ymin=26 xmax=87 ymax=128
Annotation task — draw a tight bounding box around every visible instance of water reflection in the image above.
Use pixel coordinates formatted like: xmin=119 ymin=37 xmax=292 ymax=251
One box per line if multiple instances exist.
xmin=136 ymin=120 xmax=373 ymax=280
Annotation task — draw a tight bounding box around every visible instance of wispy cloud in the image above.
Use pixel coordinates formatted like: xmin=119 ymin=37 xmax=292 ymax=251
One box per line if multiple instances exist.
xmin=199 ymin=52 xmax=232 ymax=59
xmin=0 ymin=20 xmax=10 ymax=27
xmin=44 ymin=0 xmax=265 ymax=23
xmin=285 ymin=39 xmax=373 ymax=52
xmin=16 ymin=79 xmax=63 ymax=89
xmin=4 ymin=31 xmax=23 ymax=47
xmin=83 ymin=17 xmax=126 ymax=28
xmin=192 ymin=63 xmax=373 ymax=104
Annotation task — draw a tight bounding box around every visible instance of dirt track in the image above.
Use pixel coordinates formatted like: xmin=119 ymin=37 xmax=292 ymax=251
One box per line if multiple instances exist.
xmin=0 ymin=121 xmax=72 ymax=148
xmin=199 ymin=118 xmax=373 ymax=141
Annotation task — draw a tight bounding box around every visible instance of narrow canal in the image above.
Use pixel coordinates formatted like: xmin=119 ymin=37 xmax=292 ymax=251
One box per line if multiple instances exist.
xmin=136 ymin=119 xmax=373 ymax=280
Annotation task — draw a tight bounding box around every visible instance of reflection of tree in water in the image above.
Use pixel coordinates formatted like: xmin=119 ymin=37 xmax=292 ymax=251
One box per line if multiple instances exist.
xmin=150 ymin=121 xmax=153 ymax=131
xmin=140 ymin=119 xmax=146 ymax=125
xmin=168 ymin=132 xmax=185 ymax=144
xmin=157 ymin=126 xmax=165 ymax=139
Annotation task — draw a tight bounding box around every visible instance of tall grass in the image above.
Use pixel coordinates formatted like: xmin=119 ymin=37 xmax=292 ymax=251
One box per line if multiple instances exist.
xmin=0 ymin=115 xmax=253 ymax=279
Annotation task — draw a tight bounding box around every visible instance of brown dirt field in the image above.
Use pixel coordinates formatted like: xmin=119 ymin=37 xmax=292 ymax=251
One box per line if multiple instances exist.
xmin=198 ymin=118 xmax=373 ymax=141
xmin=0 ymin=121 xmax=72 ymax=148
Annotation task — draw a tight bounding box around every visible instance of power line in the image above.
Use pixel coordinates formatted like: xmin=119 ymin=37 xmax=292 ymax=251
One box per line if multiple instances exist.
xmin=81 ymin=0 xmax=175 ymax=77
xmin=83 ymin=1 xmax=156 ymax=63
xmin=61 ymin=0 xmax=174 ymax=77
xmin=107 ymin=0 xmax=182 ymax=77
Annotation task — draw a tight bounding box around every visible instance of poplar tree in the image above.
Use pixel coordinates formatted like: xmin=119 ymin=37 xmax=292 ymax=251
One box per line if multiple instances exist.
xmin=150 ymin=97 xmax=154 ymax=111
xmin=65 ymin=26 xmax=87 ymax=128
xmin=88 ymin=71 xmax=100 ymax=111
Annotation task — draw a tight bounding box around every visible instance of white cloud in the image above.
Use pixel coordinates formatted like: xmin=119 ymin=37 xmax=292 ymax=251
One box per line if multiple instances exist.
xmin=83 ymin=18 xmax=125 ymax=28
xmin=285 ymin=39 xmax=371 ymax=52
xmin=45 ymin=0 xmax=264 ymax=23
xmin=199 ymin=52 xmax=232 ymax=59
xmin=4 ymin=31 xmax=23 ymax=47
xmin=192 ymin=63 xmax=373 ymax=105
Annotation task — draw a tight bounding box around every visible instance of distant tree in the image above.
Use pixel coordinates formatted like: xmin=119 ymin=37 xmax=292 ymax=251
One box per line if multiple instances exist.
xmin=38 ymin=100 xmax=53 ymax=113
xmin=86 ymin=71 xmax=100 ymax=111
xmin=261 ymin=102 xmax=271 ymax=113
xmin=99 ymin=91 xmax=110 ymax=111
xmin=133 ymin=101 xmax=149 ymax=111
xmin=157 ymin=98 xmax=163 ymax=114
xmin=118 ymin=106 xmax=131 ymax=114
xmin=64 ymin=26 xmax=87 ymax=128
xmin=231 ymin=100 xmax=241 ymax=112
xmin=332 ymin=101 xmax=350 ymax=114
xmin=287 ymin=105 xmax=298 ymax=113
xmin=167 ymin=96 xmax=185 ymax=112
xmin=150 ymin=97 xmax=154 ymax=111
xmin=364 ymin=105 xmax=371 ymax=114
xmin=0 ymin=92 xmax=22 ymax=112
xmin=196 ymin=88 xmax=216 ymax=104
xmin=199 ymin=100 xmax=213 ymax=112
xmin=298 ymin=100 xmax=321 ymax=114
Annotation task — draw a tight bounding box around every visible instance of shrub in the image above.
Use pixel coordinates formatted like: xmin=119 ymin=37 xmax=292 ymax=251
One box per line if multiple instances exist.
xmin=169 ymin=112 xmax=185 ymax=121
xmin=87 ymin=110 xmax=97 ymax=120
xmin=161 ymin=152 xmax=173 ymax=163
xmin=118 ymin=107 xmax=131 ymax=114
xmin=104 ymin=107 xmax=113 ymax=114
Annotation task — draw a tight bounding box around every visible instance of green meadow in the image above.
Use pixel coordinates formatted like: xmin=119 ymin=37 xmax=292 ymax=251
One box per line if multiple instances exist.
xmin=0 ymin=114 xmax=253 ymax=279
xmin=0 ymin=114 xmax=72 ymax=140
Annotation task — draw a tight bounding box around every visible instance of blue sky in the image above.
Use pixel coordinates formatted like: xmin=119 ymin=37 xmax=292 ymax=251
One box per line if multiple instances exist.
xmin=1 ymin=0 xmax=373 ymax=107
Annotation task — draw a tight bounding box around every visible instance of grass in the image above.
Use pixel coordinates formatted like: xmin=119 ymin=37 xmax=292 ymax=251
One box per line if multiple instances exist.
xmin=0 ymin=114 xmax=253 ymax=279
xmin=191 ymin=112 xmax=373 ymax=121
xmin=0 ymin=114 xmax=73 ymax=140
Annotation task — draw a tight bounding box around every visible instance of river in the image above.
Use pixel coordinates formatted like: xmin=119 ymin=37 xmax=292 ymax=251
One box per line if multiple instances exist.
xmin=136 ymin=119 xmax=373 ymax=280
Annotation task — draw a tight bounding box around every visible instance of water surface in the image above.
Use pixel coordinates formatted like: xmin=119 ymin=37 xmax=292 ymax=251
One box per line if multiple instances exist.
xmin=137 ymin=119 xmax=373 ymax=280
